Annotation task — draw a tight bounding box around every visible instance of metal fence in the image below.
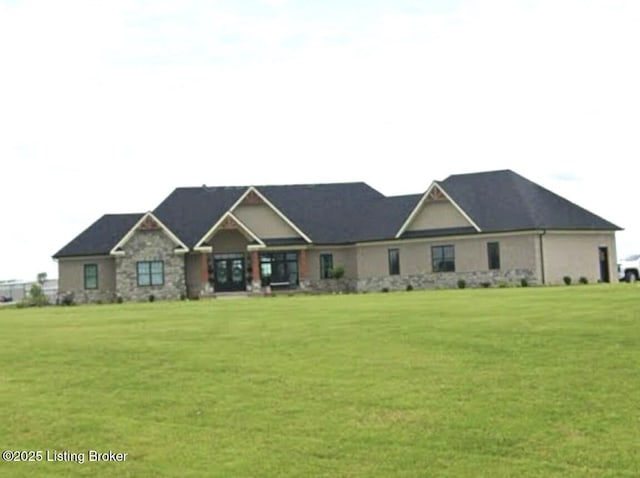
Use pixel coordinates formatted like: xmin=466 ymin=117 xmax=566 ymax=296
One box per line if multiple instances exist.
xmin=0 ymin=280 xmax=58 ymax=303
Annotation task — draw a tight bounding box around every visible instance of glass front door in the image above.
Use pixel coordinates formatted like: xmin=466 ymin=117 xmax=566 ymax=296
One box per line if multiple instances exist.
xmin=213 ymin=256 xmax=246 ymax=292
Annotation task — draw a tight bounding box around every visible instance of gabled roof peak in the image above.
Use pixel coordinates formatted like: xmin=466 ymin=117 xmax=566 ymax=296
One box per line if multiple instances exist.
xmin=110 ymin=211 xmax=189 ymax=255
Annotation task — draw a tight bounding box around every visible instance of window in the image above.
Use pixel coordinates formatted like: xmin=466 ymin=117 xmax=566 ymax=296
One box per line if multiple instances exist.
xmin=432 ymin=245 xmax=455 ymax=272
xmin=388 ymin=249 xmax=400 ymax=275
xmin=260 ymin=252 xmax=298 ymax=286
xmin=137 ymin=261 xmax=164 ymax=286
xmin=84 ymin=264 xmax=98 ymax=289
xmin=320 ymin=253 xmax=333 ymax=279
xmin=487 ymin=242 xmax=500 ymax=270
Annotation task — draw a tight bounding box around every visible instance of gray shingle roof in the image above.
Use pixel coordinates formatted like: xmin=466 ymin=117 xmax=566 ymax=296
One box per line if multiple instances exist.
xmin=151 ymin=182 xmax=396 ymax=246
xmin=153 ymin=186 xmax=246 ymax=247
xmin=53 ymin=213 xmax=143 ymax=258
xmin=439 ymin=170 xmax=621 ymax=232
xmin=258 ymin=182 xmax=386 ymax=244
xmin=352 ymin=194 xmax=422 ymax=242
xmin=54 ymin=171 xmax=620 ymax=258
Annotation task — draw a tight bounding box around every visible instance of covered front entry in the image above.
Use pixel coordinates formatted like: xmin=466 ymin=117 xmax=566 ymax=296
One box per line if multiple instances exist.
xmin=212 ymin=253 xmax=246 ymax=292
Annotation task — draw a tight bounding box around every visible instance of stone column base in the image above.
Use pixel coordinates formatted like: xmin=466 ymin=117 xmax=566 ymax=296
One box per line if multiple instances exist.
xmin=250 ymin=280 xmax=262 ymax=294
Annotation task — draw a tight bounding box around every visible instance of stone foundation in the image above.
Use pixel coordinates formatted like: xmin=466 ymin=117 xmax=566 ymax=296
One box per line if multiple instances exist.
xmin=58 ymin=289 xmax=117 ymax=305
xmin=280 ymin=269 xmax=537 ymax=294
xmin=355 ymin=269 xmax=538 ymax=292
xmin=304 ymin=278 xmax=358 ymax=293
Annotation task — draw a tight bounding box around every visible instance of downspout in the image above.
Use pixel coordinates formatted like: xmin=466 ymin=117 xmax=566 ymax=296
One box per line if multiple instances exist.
xmin=539 ymin=230 xmax=547 ymax=285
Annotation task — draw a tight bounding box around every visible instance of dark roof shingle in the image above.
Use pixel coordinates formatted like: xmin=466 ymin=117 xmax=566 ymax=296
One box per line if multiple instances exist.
xmin=55 ymin=171 xmax=620 ymax=258
xmin=153 ymin=186 xmax=246 ymax=247
xmin=352 ymin=194 xmax=422 ymax=242
xmin=440 ymin=170 xmax=620 ymax=232
xmin=258 ymin=182 xmax=385 ymax=244
xmin=53 ymin=213 xmax=143 ymax=258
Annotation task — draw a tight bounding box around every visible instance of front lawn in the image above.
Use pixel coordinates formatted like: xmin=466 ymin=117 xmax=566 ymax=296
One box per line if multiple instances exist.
xmin=0 ymin=285 xmax=638 ymax=477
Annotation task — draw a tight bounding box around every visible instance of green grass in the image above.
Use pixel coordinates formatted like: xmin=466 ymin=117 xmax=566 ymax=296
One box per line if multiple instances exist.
xmin=1 ymin=285 xmax=639 ymax=477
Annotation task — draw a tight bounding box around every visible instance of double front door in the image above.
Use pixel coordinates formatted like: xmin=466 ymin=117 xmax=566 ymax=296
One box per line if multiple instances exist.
xmin=212 ymin=254 xmax=245 ymax=292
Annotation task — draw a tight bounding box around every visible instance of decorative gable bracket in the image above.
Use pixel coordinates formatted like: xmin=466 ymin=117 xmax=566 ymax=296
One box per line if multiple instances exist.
xmin=426 ymin=186 xmax=447 ymax=202
xmin=194 ymin=211 xmax=265 ymax=251
xmin=193 ymin=186 xmax=312 ymax=250
xmin=109 ymin=211 xmax=189 ymax=256
xmin=138 ymin=215 xmax=161 ymax=231
xmin=395 ymin=182 xmax=481 ymax=238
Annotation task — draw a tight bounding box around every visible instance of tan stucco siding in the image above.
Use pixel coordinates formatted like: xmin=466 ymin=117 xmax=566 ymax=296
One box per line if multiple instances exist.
xmin=406 ymin=200 xmax=472 ymax=231
xmin=209 ymin=229 xmax=249 ymax=253
xmin=233 ymin=204 xmax=301 ymax=239
xmin=356 ymin=233 xmax=540 ymax=278
xmin=449 ymin=234 xmax=538 ymax=273
xmin=356 ymin=244 xmax=400 ymax=278
xmin=541 ymin=232 xmax=617 ymax=284
xmin=306 ymin=247 xmax=357 ymax=279
xmin=501 ymin=234 xmax=539 ymax=273
xmin=57 ymin=256 xmax=116 ymax=303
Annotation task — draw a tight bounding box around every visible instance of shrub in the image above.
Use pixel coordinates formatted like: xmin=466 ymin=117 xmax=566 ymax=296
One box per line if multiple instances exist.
xmin=180 ymin=293 xmax=186 ymax=301
xmin=116 ymin=296 xmax=124 ymax=304
xmin=381 ymin=287 xmax=390 ymax=293
xmin=563 ymin=276 xmax=572 ymax=285
xmin=457 ymin=278 xmax=466 ymax=289
xmin=60 ymin=292 xmax=75 ymax=306
xmin=520 ymin=278 xmax=529 ymax=287
xmin=23 ymin=283 xmax=49 ymax=307
xmin=330 ymin=264 xmax=345 ymax=280
xmin=406 ymin=284 xmax=414 ymax=291
xmin=149 ymin=294 xmax=155 ymax=302
xmin=480 ymin=281 xmax=491 ymax=288
xmin=579 ymin=276 xmax=589 ymax=284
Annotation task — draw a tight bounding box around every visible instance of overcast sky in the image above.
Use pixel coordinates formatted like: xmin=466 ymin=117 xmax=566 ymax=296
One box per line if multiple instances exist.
xmin=1 ymin=0 xmax=638 ymax=281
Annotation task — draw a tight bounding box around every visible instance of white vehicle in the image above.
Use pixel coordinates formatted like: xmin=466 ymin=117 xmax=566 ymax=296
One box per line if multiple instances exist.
xmin=618 ymin=254 xmax=640 ymax=282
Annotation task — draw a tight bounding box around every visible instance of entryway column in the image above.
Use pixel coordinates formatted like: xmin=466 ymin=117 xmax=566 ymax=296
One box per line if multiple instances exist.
xmin=199 ymin=252 xmax=214 ymax=296
xmin=200 ymin=253 xmax=209 ymax=283
xmin=251 ymin=251 xmax=261 ymax=291
xmin=299 ymin=249 xmax=308 ymax=281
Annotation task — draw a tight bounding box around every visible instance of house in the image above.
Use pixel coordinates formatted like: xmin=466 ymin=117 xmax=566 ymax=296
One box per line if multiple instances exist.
xmin=53 ymin=170 xmax=620 ymax=303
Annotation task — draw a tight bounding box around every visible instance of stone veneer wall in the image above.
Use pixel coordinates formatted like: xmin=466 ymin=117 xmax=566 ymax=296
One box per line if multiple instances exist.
xmin=355 ymin=269 xmax=538 ymax=292
xmin=303 ymin=269 xmax=536 ymax=293
xmin=115 ymin=230 xmax=186 ymax=301
xmin=65 ymin=289 xmax=117 ymax=304
xmin=302 ymin=278 xmax=357 ymax=293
